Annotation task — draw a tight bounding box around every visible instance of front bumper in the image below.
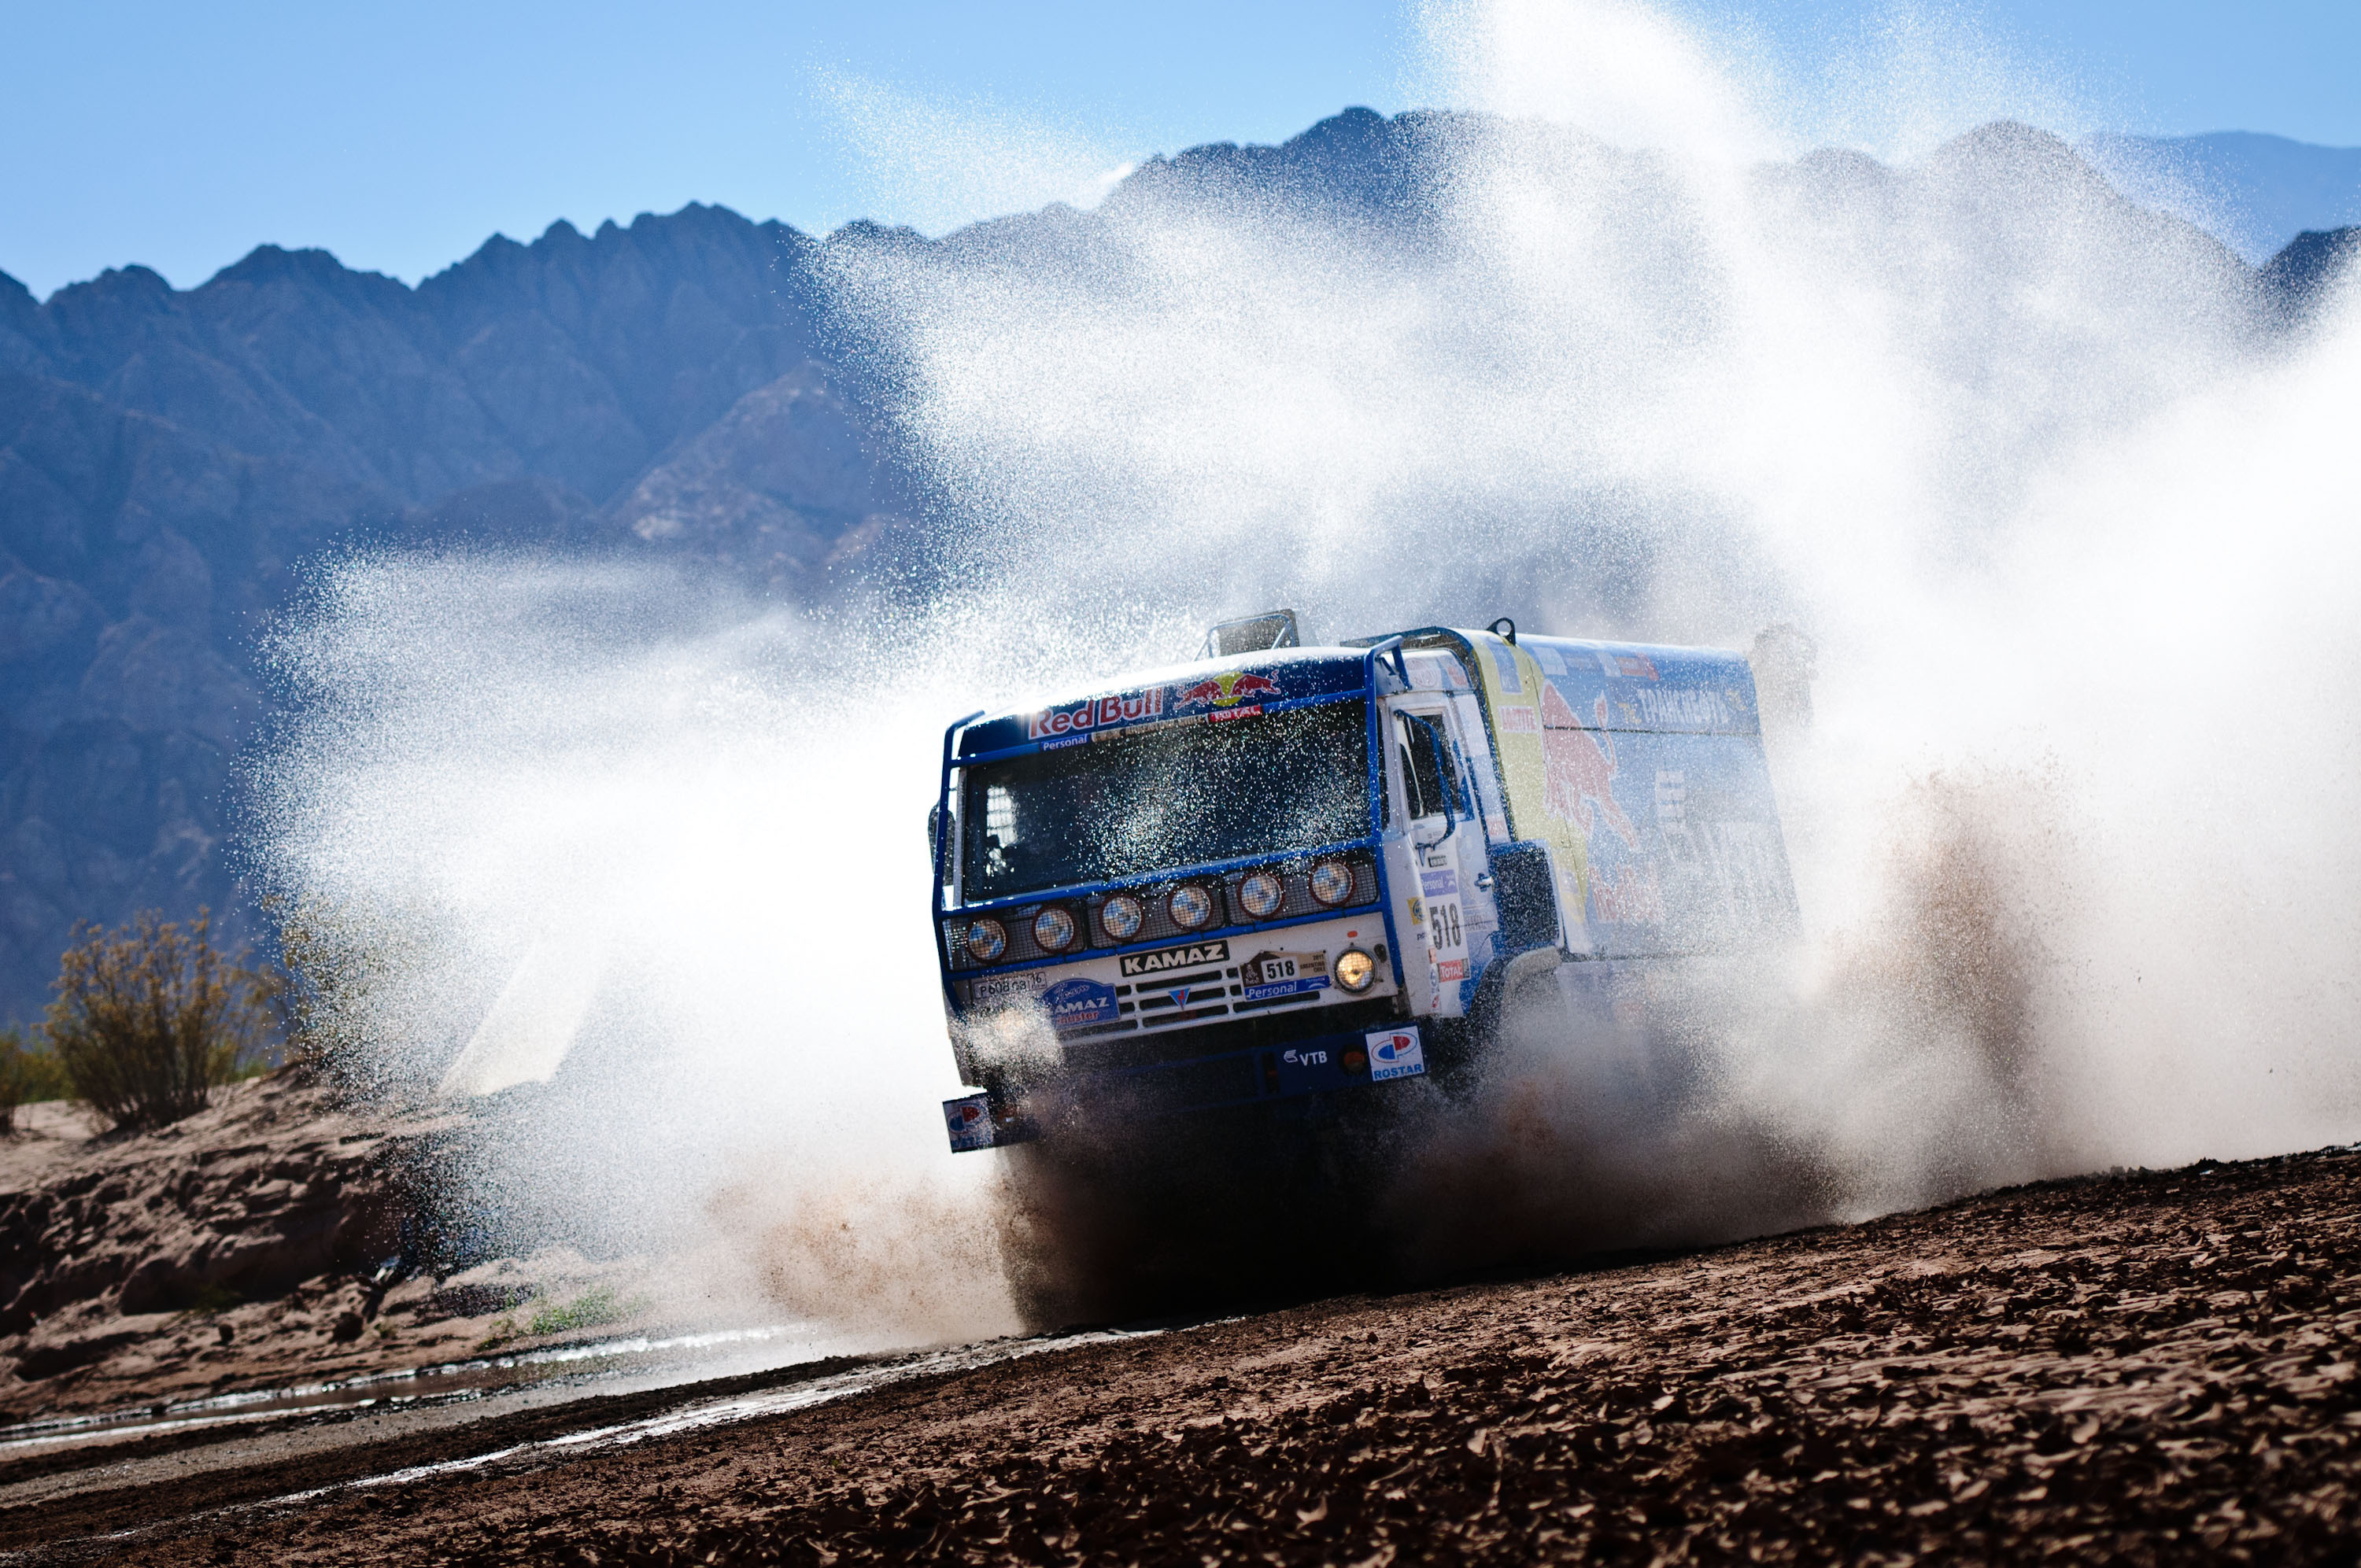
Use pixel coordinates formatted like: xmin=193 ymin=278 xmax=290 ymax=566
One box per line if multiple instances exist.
xmin=942 ymin=1020 xmax=1428 ymax=1152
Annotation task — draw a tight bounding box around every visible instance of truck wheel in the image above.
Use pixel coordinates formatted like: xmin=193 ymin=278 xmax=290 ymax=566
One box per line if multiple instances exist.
xmin=989 ymin=1141 xmax=1161 ymax=1331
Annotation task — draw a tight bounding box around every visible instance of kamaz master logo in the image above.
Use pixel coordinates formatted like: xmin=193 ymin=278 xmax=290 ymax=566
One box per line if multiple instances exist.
xmin=1119 ymin=939 xmax=1230 ymax=976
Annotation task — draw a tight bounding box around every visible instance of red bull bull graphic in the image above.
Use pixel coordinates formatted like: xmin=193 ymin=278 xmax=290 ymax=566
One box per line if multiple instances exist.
xmin=1176 ymin=670 xmax=1280 ymax=710
xmin=1540 ymin=683 xmax=1639 ymax=849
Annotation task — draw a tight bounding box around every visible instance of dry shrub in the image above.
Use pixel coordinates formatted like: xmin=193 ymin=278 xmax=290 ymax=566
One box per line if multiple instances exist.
xmin=1 ymin=1027 xmax=72 ymax=1134
xmin=263 ymin=895 xmax=427 ymax=1098
xmin=45 ymin=908 xmax=277 ymax=1131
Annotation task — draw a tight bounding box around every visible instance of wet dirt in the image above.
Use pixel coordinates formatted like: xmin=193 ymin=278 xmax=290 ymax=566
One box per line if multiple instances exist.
xmin=9 ymin=1143 xmax=2361 ymax=1564
xmin=0 ymin=1076 xmax=802 ymax=1429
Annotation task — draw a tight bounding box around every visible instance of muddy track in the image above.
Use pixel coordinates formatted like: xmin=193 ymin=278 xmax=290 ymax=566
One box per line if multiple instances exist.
xmin=11 ymin=1146 xmax=2361 ymax=1564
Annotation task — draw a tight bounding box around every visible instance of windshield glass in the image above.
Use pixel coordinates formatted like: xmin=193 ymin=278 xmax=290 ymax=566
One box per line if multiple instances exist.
xmin=960 ymin=699 xmax=1369 ymax=901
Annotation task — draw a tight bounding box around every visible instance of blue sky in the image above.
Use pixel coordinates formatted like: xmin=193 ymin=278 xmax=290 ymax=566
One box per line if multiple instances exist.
xmin=2 ymin=0 xmax=2355 ymax=300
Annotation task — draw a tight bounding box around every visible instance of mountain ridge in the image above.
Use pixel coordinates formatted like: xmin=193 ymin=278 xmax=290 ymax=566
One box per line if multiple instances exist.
xmin=2 ymin=111 xmax=2356 ymax=1028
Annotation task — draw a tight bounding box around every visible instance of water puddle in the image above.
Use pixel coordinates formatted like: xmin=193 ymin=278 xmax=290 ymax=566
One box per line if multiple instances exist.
xmin=0 ymin=1322 xmax=827 ymax=1459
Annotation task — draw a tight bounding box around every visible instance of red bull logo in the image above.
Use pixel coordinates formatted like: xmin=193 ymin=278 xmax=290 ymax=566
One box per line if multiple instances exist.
xmin=1540 ymin=682 xmax=1639 ymax=850
xmin=1028 ymin=687 xmax=1164 ymax=740
xmin=1175 ymin=670 xmax=1280 ymax=710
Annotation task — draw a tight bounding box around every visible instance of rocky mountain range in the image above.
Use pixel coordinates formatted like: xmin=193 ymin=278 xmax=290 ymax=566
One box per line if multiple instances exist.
xmin=2 ymin=108 xmax=2356 ymax=1028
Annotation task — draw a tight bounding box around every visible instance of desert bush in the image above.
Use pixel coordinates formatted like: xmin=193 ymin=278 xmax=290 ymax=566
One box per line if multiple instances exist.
xmin=1 ymin=1028 xmax=73 ymax=1134
xmin=45 ymin=909 xmax=278 ymax=1131
xmin=265 ymin=896 xmax=413 ymax=1093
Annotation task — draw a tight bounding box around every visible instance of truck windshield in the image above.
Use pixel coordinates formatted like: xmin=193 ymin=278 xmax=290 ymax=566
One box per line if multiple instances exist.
xmin=959 ymin=699 xmax=1370 ymax=901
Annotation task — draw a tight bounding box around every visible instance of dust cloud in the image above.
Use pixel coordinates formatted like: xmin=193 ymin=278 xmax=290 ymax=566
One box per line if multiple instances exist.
xmin=253 ymin=0 xmax=2361 ymax=1334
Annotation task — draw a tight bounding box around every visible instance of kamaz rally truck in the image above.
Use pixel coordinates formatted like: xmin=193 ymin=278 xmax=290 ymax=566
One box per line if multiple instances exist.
xmin=933 ymin=612 xmax=1801 ymax=1163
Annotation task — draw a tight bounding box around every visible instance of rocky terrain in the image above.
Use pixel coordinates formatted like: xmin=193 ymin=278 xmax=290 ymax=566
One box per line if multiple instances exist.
xmin=0 ymin=1075 xmax=685 ymax=1422
xmin=7 ymin=1138 xmax=2359 ymax=1562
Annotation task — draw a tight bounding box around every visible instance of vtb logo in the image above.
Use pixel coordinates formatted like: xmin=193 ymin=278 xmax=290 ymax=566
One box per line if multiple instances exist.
xmin=1176 ymin=671 xmax=1280 ymax=709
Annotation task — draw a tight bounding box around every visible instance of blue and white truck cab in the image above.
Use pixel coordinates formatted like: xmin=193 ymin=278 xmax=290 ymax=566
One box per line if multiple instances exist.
xmin=934 ymin=612 xmax=1801 ymax=1153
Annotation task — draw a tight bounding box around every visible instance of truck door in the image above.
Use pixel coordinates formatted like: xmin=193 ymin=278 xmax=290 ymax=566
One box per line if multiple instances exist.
xmin=1389 ymin=702 xmax=1476 ymax=1017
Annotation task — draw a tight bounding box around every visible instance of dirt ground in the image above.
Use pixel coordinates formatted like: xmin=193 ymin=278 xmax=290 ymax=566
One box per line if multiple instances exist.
xmin=10 ymin=1142 xmax=2361 ymax=1564
xmin=0 ymin=1079 xmax=726 ymax=1423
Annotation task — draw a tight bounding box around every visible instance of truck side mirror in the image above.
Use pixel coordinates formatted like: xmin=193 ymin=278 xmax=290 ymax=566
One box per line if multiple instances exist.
xmin=1487 ymin=842 xmax=1561 ymax=954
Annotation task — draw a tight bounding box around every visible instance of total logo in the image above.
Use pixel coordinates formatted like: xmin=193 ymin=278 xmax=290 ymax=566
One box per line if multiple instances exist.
xmin=1365 ymin=1027 xmax=1427 ymax=1083
xmin=1176 ymin=671 xmax=1280 ymax=710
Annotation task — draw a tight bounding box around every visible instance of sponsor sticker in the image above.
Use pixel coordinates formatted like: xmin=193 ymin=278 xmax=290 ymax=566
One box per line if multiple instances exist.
xmin=1207 ymin=704 xmax=1263 ymax=723
xmin=1040 ymin=976 xmax=1119 ymax=1030
xmin=944 ymin=1094 xmax=994 ymax=1153
xmin=1029 ymin=688 xmax=1166 ymax=741
xmin=1487 ymin=643 xmax=1523 ymax=693
xmin=1420 ymin=868 xmax=1458 ymax=898
xmin=1598 ymin=650 xmax=1660 ymax=681
xmin=1438 ymin=958 xmax=1468 ymax=983
xmin=1630 ymin=687 xmax=1732 ymax=729
xmin=1497 ymin=705 xmax=1539 ymax=733
xmin=1367 ymin=1027 xmax=1426 ymax=1083
xmin=1243 ymin=950 xmax=1330 ymax=1002
xmin=1118 ymin=939 xmax=1230 ymax=977
xmin=1175 ymin=671 xmax=1280 ymax=710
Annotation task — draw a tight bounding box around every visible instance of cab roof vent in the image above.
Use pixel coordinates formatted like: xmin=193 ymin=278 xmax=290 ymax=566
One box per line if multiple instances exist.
xmin=1201 ymin=609 xmax=1301 ymax=659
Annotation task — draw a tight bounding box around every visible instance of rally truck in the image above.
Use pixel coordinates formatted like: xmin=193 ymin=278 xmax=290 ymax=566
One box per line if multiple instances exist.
xmin=934 ymin=611 xmax=1799 ymax=1149
xmin=930 ymin=611 xmax=1801 ymax=1319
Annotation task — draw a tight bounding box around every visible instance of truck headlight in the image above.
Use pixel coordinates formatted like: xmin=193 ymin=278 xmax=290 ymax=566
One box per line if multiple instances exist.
xmin=1237 ymin=870 xmax=1283 ymax=920
xmin=1335 ymin=946 xmax=1376 ymax=992
xmin=1310 ymin=859 xmax=1354 ymax=906
xmin=1033 ymin=906 xmax=1077 ymax=953
xmin=1100 ymin=894 xmax=1144 ymax=941
xmin=966 ymin=918 xmax=1008 ymax=963
xmin=1169 ymin=884 xmax=1215 ymax=930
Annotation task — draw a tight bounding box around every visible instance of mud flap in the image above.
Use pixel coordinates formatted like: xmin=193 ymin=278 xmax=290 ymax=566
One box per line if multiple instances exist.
xmin=944 ymin=1092 xmax=1040 ymax=1153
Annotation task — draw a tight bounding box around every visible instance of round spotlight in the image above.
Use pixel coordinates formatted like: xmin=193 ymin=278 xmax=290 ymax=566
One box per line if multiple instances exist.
xmin=965 ymin=918 xmax=1008 ymax=963
xmin=1309 ymin=859 xmax=1355 ymax=906
xmin=1237 ymin=870 xmax=1284 ymax=920
xmin=1334 ymin=946 xmax=1377 ymax=993
xmin=1168 ymin=884 xmax=1215 ymax=930
xmin=1033 ymin=906 xmax=1077 ymax=953
xmin=1100 ymin=894 xmax=1144 ymax=942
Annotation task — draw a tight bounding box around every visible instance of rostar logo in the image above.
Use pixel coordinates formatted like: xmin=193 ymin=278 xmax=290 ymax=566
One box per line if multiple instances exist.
xmin=1175 ymin=671 xmax=1281 ymax=710
xmin=1366 ymin=1026 xmax=1426 ymax=1082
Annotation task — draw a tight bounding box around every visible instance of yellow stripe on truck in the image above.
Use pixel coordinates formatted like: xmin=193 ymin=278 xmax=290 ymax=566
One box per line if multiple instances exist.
xmin=1462 ymin=629 xmax=1587 ymax=938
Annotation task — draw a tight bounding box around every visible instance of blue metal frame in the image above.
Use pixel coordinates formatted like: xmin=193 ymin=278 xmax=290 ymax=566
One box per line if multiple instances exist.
xmin=1359 ymin=637 xmax=1408 ymax=991
xmin=934 ymin=710 xmax=985 ymax=1020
